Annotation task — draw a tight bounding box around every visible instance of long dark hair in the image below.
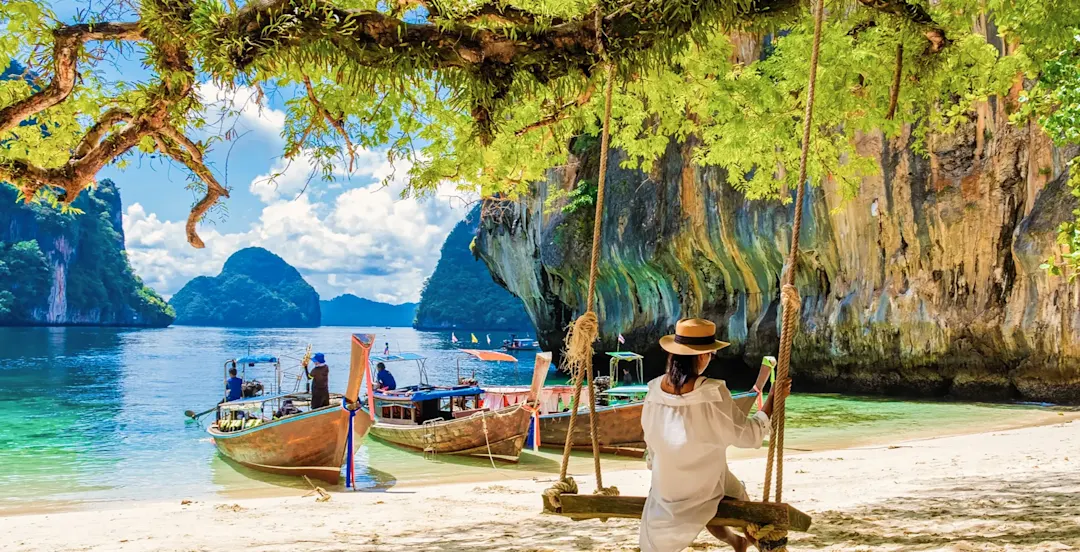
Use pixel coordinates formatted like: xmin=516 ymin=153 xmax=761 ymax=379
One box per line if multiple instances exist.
xmin=666 ymin=353 xmax=699 ymax=395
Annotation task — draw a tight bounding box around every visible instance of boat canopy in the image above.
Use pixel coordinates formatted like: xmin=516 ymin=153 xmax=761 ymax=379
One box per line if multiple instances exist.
xmin=370 ymin=352 xmax=427 ymax=363
xmin=235 ymin=354 xmax=279 ymax=364
xmin=374 ymin=386 xmax=483 ymax=402
xmin=606 ymin=351 xmax=644 ymax=361
xmin=461 ymin=349 xmax=518 ymax=362
xmin=603 ymin=384 xmax=649 ymax=396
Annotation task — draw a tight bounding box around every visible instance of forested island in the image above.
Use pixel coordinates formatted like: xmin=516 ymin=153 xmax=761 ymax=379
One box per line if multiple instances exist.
xmin=414 ymin=208 xmax=534 ymax=331
xmin=169 ymin=247 xmax=320 ymax=327
xmin=321 ymin=294 xmax=416 ymax=326
xmin=0 ymin=180 xmax=173 ymax=326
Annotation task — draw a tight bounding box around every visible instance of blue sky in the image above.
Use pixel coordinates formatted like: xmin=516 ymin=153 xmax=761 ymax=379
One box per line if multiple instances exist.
xmin=51 ymin=2 xmax=473 ymax=303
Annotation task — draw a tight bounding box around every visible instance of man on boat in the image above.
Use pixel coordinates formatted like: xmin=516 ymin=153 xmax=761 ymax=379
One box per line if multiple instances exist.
xmin=309 ymin=353 xmax=330 ymax=409
xmin=376 ymin=362 xmax=396 ymax=391
xmin=225 ymin=366 xmax=243 ymax=402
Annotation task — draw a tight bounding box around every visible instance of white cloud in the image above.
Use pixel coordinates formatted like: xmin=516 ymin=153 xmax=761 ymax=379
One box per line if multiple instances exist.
xmin=195 ymin=81 xmax=287 ymax=142
xmin=124 ymin=159 xmax=477 ymax=304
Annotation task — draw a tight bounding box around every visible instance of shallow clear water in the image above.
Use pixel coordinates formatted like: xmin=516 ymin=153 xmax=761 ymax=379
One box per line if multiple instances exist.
xmin=0 ymin=326 xmax=1057 ymax=514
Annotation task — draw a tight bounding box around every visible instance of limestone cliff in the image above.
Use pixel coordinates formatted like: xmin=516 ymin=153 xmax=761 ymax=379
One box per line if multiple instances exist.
xmin=476 ymin=103 xmax=1080 ymax=403
xmin=0 ymin=180 xmax=174 ymax=327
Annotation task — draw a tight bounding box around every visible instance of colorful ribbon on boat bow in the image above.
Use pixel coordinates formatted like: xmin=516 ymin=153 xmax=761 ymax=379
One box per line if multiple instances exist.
xmin=341 ymin=397 xmax=362 ymax=489
xmin=520 ymin=402 xmax=541 ymax=451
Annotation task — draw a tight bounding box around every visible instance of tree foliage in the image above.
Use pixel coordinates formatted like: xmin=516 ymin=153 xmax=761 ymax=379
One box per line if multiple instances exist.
xmin=0 ymin=0 xmax=1077 ymax=253
xmin=0 ymin=240 xmax=51 ymax=320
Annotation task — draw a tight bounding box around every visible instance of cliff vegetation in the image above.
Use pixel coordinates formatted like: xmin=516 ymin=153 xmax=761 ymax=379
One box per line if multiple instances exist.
xmin=0 ymin=180 xmax=174 ymax=326
xmin=414 ymin=209 xmax=534 ymax=331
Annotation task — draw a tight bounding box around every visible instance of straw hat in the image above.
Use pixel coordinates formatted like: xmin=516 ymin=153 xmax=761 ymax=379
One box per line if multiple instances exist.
xmin=659 ymin=318 xmax=730 ymax=356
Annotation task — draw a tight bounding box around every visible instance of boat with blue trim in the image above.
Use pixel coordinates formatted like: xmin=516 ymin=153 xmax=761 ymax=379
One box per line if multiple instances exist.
xmin=207 ymin=334 xmax=376 ymax=484
xmin=362 ymin=351 xmax=550 ymax=462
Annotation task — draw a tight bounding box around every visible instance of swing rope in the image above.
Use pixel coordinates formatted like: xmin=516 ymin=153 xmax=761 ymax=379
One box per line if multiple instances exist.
xmin=545 ymin=12 xmax=619 ymax=506
xmin=760 ymin=0 xmax=825 ymax=507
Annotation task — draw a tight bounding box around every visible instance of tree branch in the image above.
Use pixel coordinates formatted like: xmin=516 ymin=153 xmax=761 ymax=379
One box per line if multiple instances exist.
xmin=0 ymin=23 xmax=141 ymax=136
xmin=886 ymin=43 xmax=903 ymax=120
xmin=156 ymin=127 xmax=231 ymax=249
xmin=516 ymin=82 xmax=597 ymax=136
xmin=302 ymin=75 xmax=357 ymax=172
xmin=73 ymin=108 xmax=133 ymax=159
xmin=855 ymin=0 xmax=948 ymax=51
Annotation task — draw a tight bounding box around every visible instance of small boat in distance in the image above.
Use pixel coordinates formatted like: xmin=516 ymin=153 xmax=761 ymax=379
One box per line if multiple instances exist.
xmin=502 ymin=334 xmax=539 ymax=351
xmin=363 ymin=350 xmax=550 ymax=462
xmin=206 ymin=334 xmax=376 ymax=483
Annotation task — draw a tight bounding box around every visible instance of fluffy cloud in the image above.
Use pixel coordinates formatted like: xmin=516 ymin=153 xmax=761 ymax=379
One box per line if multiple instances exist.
xmin=123 ymin=81 xmax=474 ymax=305
xmin=195 ymin=81 xmax=286 ymax=140
xmin=123 ymin=166 xmax=474 ymax=304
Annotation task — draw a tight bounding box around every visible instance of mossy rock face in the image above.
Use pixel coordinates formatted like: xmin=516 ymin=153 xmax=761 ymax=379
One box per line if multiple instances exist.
xmin=476 ymin=99 xmax=1080 ymax=403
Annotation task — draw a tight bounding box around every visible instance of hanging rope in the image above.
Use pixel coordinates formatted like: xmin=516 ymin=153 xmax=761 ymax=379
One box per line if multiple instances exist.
xmin=762 ymin=0 xmax=825 ymax=506
xmin=546 ymin=12 xmax=620 ymax=505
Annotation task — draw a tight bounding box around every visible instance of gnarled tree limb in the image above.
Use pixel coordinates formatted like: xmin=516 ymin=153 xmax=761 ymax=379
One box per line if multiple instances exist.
xmin=0 ymin=23 xmax=141 ymax=136
xmin=156 ymin=127 xmax=231 ymax=249
xmin=302 ymin=75 xmax=357 ymax=172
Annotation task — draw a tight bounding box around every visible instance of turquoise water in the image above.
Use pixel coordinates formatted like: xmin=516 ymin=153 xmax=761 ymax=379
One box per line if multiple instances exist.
xmin=0 ymin=326 xmax=1060 ymax=514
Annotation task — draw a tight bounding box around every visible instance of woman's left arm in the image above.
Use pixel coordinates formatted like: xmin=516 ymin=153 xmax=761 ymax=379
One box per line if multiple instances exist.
xmin=720 ymin=384 xmax=771 ymax=449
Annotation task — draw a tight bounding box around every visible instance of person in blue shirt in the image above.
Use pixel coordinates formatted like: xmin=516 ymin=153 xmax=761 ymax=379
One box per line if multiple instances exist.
xmin=376 ymin=362 xmax=396 ymax=391
xmin=225 ymin=367 xmax=243 ymax=402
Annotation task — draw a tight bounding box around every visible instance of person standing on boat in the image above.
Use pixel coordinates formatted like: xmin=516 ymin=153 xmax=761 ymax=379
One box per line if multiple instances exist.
xmin=639 ymin=318 xmax=790 ymax=552
xmin=225 ymin=366 xmax=243 ymax=402
xmin=376 ymin=362 xmax=396 ymax=391
xmin=309 ymin=353 xmax=330 ymax=410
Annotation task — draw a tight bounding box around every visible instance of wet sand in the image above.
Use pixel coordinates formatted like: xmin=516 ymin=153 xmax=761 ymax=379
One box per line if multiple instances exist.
xmin=3 ymin=410 xmax=1078 ymax=551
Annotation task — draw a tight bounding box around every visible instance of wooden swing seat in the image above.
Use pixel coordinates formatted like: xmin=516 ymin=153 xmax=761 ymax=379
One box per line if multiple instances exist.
xmin=544 ymin=494 xmax=812 ymax=532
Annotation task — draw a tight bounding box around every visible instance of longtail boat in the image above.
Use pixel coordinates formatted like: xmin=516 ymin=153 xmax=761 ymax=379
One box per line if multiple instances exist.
xmin=502 ymin=334 xmax=539 ymax=351
xmin=207 ymin=333 xmax=376 ymax=484
xmin=491 ymin=352 xmax=774 ymax=457
xmin=363 ymin=350 xmax=550 ymax=462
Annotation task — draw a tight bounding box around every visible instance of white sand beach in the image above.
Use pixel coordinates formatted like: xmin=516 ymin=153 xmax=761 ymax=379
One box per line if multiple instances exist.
xmin=4 ymin=412 xmax=1078 ymax=552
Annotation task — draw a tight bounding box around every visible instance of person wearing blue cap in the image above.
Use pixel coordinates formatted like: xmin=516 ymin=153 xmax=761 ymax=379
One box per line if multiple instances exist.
xmin=308 ymin=352 xmax=330 ymax=409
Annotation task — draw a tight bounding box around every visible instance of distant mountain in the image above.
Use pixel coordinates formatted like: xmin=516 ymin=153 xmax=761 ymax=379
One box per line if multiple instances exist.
xmin=321 ymin=294 xmax=417 ymax=326
xmin=0 ymin=179 xmax=174 ymax=327
xmin=414 ymin=208 xmax=534 ymax=331
xmin=170 ymin=247 xmax=320 ymax=327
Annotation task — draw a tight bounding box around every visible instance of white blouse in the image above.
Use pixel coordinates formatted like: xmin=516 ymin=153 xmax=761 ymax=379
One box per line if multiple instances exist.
xmin=639 ymin=376 xmax=771 ymax=552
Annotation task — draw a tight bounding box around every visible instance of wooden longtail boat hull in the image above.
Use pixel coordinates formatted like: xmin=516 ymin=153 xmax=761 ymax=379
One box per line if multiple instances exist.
xmin=538 ymin=391 xmax=761 ymax=457
xmin=366 ymin=405 xmax=532 ymax=461
xmin=539 ymin=402 xmax=646 ymax=457
xmin=208 ymin=333 xmax=377 ymax=483
xmin=209 ymin=405 xmax=373 ymax=483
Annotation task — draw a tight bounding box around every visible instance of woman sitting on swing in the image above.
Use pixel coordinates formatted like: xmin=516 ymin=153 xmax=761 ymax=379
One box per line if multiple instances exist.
xmin=640 ymin=318 xmax=789 ymax=552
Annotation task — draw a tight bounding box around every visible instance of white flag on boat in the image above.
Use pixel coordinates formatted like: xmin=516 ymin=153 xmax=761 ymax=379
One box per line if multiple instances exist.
xmin=451 ymin=332 xmax=459 ymax=343
xmin=618 ymin=333 xmax=625 ymax=344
